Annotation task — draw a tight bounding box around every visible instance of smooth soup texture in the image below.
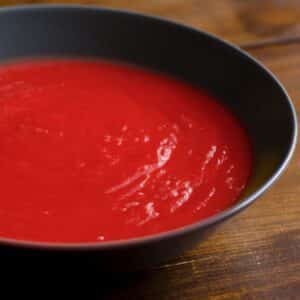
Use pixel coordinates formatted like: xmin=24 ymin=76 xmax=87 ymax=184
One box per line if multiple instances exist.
xmin=0 ymin=60 xmax=252 ymax=243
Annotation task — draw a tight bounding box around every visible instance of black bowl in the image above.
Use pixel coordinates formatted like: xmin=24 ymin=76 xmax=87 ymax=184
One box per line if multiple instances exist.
xmin=0 ymin=5 xmax=297 ymax=270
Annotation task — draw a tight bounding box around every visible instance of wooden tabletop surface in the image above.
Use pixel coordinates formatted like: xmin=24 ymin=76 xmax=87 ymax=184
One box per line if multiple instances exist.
xmin=1 ymin=1 xmax=299 ymax=299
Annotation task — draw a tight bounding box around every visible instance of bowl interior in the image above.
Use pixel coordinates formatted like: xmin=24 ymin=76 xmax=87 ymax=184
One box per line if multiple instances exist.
xmin=0 ymin=5 xmax=296 ymax=219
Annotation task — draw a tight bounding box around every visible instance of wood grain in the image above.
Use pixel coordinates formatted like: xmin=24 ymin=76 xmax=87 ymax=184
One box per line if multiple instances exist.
xmin=0 ymin=1 xmax=299 ymax=299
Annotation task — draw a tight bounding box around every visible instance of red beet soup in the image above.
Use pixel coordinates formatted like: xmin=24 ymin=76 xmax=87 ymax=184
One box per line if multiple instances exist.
xmin=0 ymin=59 xmax=252 ymax=243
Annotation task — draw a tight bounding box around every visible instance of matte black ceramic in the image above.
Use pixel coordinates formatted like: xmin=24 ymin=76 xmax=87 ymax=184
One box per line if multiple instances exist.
xmin=0 ymin=5 xmax=297 ymax=271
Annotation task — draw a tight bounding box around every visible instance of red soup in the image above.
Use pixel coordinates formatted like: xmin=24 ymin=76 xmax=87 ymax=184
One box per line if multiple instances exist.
xmin=0 ymin=59 xmax=252 ymax=243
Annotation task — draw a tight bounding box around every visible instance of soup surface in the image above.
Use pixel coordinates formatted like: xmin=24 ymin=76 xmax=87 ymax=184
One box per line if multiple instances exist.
xmin=0 ymin=59 xmax=252 ymax=243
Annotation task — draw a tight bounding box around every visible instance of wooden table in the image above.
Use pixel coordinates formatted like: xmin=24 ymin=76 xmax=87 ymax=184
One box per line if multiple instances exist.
xmin=1 ymin=1 xmax=299 ymax=299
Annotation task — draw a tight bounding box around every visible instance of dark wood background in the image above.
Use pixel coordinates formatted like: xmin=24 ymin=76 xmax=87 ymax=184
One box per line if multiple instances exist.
xmin=1 ymin=1 xmax=299 ymax=299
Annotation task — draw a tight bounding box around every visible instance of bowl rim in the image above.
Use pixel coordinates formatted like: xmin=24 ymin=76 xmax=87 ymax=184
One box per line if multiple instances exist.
xmin=0 ymin=4 xmax=297 ymax=251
